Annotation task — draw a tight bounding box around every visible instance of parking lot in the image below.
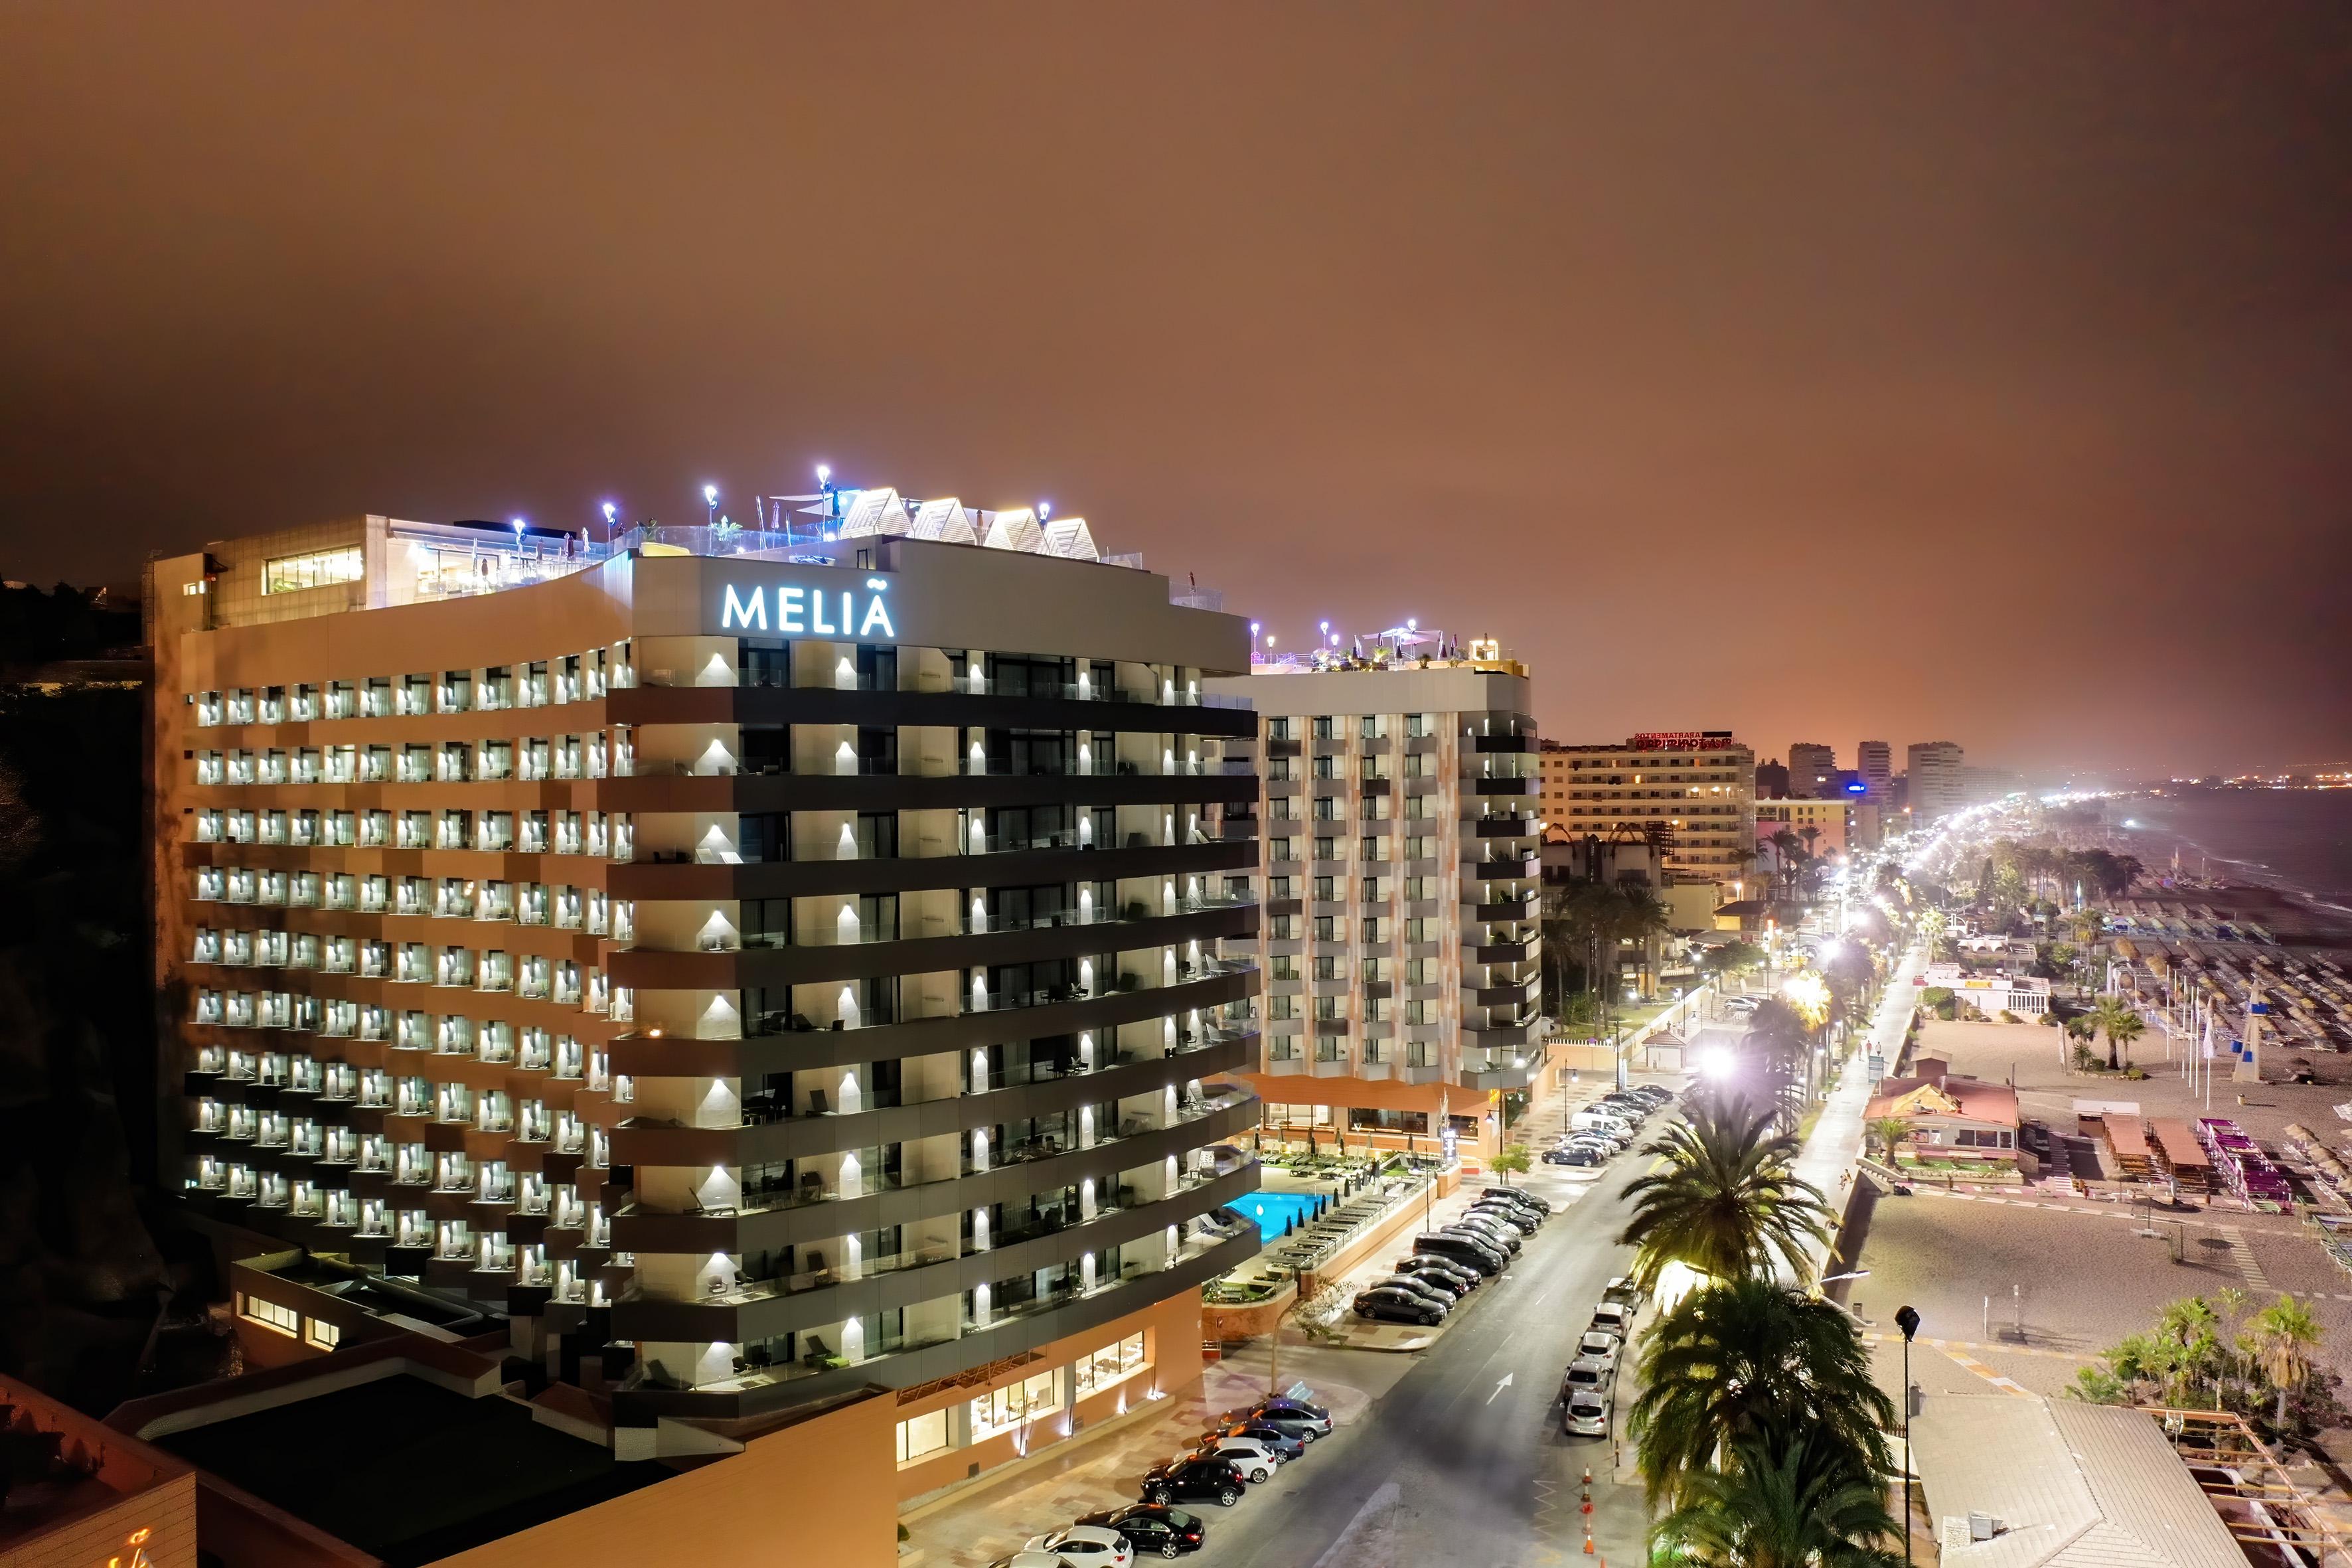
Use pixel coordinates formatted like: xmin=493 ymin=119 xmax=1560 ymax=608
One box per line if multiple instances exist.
xmin=903 ymin=1081 xmax=1681 ymax=1568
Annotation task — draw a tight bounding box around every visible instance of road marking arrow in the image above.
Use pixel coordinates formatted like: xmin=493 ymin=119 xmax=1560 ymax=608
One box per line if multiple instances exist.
xmin=1488 ymin=1373 xmax=1515 ymax=1405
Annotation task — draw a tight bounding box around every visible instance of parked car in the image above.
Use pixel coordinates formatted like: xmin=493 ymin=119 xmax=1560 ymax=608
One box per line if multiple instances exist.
xmin=1577 ymin=1329 xmax=1622 ymax=1372
xmin=1571 ymin=1110 xmax=1634 ymax=1138
xmin=1354 ymin=1285 xmax=1445 ymax=1326
xmin=1414 ymin=1233 xmax=1504 ymax=1275
xmin=1477 ymin=1190 xmax=1547 ymax=1223
xmin=1223 ymin=1397 xmax=1332 ymax=1439
xmin=1443 ymin=1219 xmax=1521 ymax=1256
xmin=1543 ymin=1144 xmax=1604 ymax=1167
xmin=1393 ymin=1255 xmax=1480 ymax=1293
xmin=1628 ymin=1085 xmax=1674 ymax=1105
xmin=1197 ymin=1421 xmax=1305 ymax=1460
xmin=1190 ymin=1435 xmax=1281 ymax=1482
xmin=1560 ymin=1357 xmax=1610 ymax=1400
xmin=1373 ymin=1273 xmax=1458 ymax=1308
xmin=1140 ymin=1456 xmax=1247 ymax=1508
xmin=1480 ymin=1186 xmax=1550 ymax=1215
xmin=1596 ymin=1094 xmax=1650 ymax=1117
xmin=1563 ymin=1387 xmax=1609 ymax=1437
xmin=1602 ymin=1275 xmax=1645 ymax=1307
xmin=1073 ymin=1505 xmax=1206 ymax=1559
xmin=1377 ymin=1269 xmax=1466 ymax=1303
xmin=1466 ymin=1203 xmax=1538 ymax=1237
xmin=1590 ymin=1301 xmax=1634 ymax=1336
xmin=1023 ymin=1526 xmax=1136 ymax=1568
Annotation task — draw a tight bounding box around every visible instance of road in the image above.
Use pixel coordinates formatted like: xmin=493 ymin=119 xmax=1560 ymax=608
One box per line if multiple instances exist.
xmin=1200 ymin=1154 xmax=1654 ymax=1568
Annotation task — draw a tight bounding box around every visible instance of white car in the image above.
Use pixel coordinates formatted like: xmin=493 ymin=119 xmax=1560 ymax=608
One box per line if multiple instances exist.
xmin=1192 ymin=1435 xmax=1281 ymax=1482
xmin=1022 ymin=1527 xmax=1135 ymax=1568
xmin=1577 ymin=1328 xmax=1622 ymax=1372
xmin=1563 ymin=1387 xmax=1609 ymax=1437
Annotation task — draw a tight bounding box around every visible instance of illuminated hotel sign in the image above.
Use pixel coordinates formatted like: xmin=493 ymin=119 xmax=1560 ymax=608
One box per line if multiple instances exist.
xmin=720 ymin=578 xmax=896 ymax=639
xmin=1628 ymin=731 xmax=1737 ymax=752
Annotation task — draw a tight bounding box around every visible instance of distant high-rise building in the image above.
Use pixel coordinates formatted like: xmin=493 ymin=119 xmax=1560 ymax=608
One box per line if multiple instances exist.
xmin=1786 ymin=743 xmax=1836 ymax=798
xmin=1907 ymin=740 xmax=1966 ymax=824
xmin=1856 ymin=740 xmax=1893 ymax=803
xmin=1755 ymin=757 xmax=1790 ymax=800
xmin=1537 ymin=732 xmax=1756 ymax=885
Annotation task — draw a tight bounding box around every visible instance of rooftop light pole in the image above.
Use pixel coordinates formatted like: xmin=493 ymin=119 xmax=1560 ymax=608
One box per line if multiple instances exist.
xmin=703 ymin=484 xmax=719 ymax=528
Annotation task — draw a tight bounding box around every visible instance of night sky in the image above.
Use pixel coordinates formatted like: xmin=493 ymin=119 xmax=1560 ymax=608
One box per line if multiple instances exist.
xmin=3 ymin=5 xmax=2346 ymax=776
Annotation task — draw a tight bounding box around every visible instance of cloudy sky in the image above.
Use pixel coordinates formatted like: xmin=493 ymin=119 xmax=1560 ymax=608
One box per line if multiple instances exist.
xmin=3 ymin=3 xmax=2345 ymax=775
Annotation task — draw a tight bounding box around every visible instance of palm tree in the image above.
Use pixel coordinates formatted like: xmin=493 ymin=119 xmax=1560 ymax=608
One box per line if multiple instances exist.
xmin=2089 ymin=996 xmax=2146 ymax=1071
xmin=1628 ymin=1277 xmax=1896 ymax=1513
xmin=1743 ymin=998 xmax=1817 ymax=1123
xmin=1648 ymin=1428 xmax=1902 ymax=1568
xmin=1769 ymin=828 xmax=1804 ymax=903
xmin=2248 ymin=1296 xmax=2322 ymax=1429
xmin=1616 ymin=1093 xmax=1832 ymax=1290
xmin=1867 ymin=1116 xmax=1911 ymax=1166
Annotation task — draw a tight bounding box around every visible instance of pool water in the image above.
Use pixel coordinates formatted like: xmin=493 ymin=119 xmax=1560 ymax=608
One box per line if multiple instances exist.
xmin=1238 ymin=1190 xmax=1324 ymax=1247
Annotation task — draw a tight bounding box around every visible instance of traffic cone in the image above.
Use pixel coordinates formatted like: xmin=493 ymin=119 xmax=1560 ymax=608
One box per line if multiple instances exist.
xmin=1583 ymin=1529 xmax=1595 ymax=1555
xmin=1583 ymin=1466 xmax=1593 ymax=1488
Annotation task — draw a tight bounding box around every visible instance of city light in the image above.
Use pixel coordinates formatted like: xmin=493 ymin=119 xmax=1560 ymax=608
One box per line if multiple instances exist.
xmin=1782 ymin=971 xmax=1832 ymax=1028
xmin=815 ymin=463 xmax=830 ymax=483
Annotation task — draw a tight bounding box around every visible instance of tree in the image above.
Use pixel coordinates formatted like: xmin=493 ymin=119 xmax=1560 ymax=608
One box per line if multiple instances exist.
xmin=1699 ymin=940 xmax=1764 ymax=992
xmin=1648 ymin=1428 xmax=1902 ymax=1568
xmin=2099 ymin=1002 xmax=2146 ymax=1071
xmin=1867 ymin=1116 xmax=1911 ymax=1164
xmin=1628 ymin=1277 xmax=1895 ymax=1514
xmin=1744 ymin=998 xmax=1818 ymax=1122
xmin=1489 ymin=1143 xmax=1531 ymax=1185
xmin=2248 ymin=1296 xmax=2322 ymax=1429
xmin=1616 ymin=1093 xmax=1832 ymax=1290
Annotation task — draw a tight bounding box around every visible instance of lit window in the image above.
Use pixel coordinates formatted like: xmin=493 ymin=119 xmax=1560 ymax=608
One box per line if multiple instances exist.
xmin=1074 ymin=1331 xmax=1150 ymax=1397
xmin=896 ymin=1408 xmax=951 ymax=1465
xmin=305 ymin=1317 xmax=342 ymax=1350
xmin=240 ymin=1294 xmax=299 ymax=1336
xmin=263 ymin=547 xmax=364 ymax=595
xmin=971 ymin=1368 xmax=1062 ymax=1439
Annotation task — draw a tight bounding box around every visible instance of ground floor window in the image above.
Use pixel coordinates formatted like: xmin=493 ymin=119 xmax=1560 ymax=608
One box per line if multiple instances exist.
xmin=896 ymin=1408 xmax=951 ymax=1465
xmin=1075 ymin=1332 xmax=1150 ymax=1397
xmin=1345 ymin=1109 xmax=1429 ymax=1133
xmin=971 ymin=1368 xmax=1062 ymax=1439
xmin=240 ymin=1294 xmax=299 ymax=1337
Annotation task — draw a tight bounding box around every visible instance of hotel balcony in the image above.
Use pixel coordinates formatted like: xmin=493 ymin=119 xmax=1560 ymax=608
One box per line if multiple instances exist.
xmin=610 ymin=1209 xmax=1261 ymax=1421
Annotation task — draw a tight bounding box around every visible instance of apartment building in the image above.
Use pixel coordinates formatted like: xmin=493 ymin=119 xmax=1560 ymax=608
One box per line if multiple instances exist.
xmin=1907 ymin=740 xmax=1966 ymax=824
xmin=1786 ymin=742 xmax=1836 ymax=798
xmin=1206 ymin=649 xmax=1543 ymax=1155
xmin=145 ymin=507 xmax=1263 ymax=1478
xmin=1856 ymin=740 xmax=1893 ymax=803
xmin=1536 ymin=733 xmax=1758 ymax=886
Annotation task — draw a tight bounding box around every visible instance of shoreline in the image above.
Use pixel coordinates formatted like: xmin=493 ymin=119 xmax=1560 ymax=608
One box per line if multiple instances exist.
xmin=2108 ymin=803 xmax=2352 ymax=955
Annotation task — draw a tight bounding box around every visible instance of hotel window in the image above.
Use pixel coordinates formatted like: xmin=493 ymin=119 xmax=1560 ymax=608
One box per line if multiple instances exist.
xmin=1075 ymin=1331 xmax=1150 ymax=1397
xmin=262 ymin=546 xmax=363 ymax=595
xmin=240 ymin=1294 xmax=299 ymax=1336
xmin=304 ymin=1318 xmax=342 ymax=1350
xmin=971 ymin=1368 xmax=1062 ymax=1439
xmin=896 ymin=1408 xmax=951 ymax=1466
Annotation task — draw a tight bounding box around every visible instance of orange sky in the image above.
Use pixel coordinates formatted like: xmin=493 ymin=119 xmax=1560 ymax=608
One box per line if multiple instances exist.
xmin=2 ymin=3 xmax=2345 ymax=775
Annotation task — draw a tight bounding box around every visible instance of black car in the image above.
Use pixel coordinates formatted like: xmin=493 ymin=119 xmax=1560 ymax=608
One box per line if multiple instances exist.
xmin=1384 ymin=1264 xmax=1470 ymax=1301
xmin=1140 ymin=1455 xmax=1247 ymax=1508
xmin=1394 ymin=1253 xmax=1481 ymax=1292
xmin=1466 ymin=1203 xmax=1538 ymax=1236
xmin=1354 ymin=1285 xmax=1445 ymax=1325
xmin=1444 ymin=1217 xmax=1522 ymax=1254
xmin=1077 ymin=1504 xmax=1206 ymax=1559
xmin=1414 ymin=1233 xmax=1504 ymax=1275
xmin=1543 ymin=1145 xmax=1603 ymax=1166
xmin=1480 ymin=1186 xmax=1551 ymax=1216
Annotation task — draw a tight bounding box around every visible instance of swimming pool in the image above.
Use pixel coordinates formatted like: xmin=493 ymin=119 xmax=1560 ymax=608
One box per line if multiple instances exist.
xmin=1237 ymin=1190 xmax=1324 ymax=1247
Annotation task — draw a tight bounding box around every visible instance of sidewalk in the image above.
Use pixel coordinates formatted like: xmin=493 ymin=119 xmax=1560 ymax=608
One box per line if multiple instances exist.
xmin=1793 ymin=942 xmax=1928 ymax=1278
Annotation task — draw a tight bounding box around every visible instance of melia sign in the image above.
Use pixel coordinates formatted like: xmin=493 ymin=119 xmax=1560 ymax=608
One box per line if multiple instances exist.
xmin=720 ymin=580 xmax=896 ymax=639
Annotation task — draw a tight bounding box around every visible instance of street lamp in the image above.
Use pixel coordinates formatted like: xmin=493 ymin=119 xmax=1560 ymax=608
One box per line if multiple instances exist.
xmin=703 ymin=484 xmax=719 ymax=526
xmin=1895 ymin=1304 xmax=1921 ymax=1567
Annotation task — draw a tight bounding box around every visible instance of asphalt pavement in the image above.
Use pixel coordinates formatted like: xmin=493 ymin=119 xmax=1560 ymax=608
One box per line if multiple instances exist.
xmin=1194 ymin=1152 xmax=1658 ymax=1568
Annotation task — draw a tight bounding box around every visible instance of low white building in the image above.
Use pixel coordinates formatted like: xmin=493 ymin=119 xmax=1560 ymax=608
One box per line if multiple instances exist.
xmin=1922 ymin=963 xmax=2051 ymax=1017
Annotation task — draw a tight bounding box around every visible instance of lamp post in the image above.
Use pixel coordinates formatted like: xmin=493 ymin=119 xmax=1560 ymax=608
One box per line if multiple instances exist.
xmin=1895 ymin=1303 xmax=1921 ymax=1567
xmin=703 ymin=484 xmax=719 ymax=528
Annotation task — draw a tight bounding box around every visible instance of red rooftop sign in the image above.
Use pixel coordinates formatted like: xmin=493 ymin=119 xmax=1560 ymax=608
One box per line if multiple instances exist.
xmin=1628 ymin=732 xmax=1737 ymax=751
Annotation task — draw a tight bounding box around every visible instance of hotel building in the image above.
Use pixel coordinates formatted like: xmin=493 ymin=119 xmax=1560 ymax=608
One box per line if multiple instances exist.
xmin=1907 ymin=740 xmax=1966 ymax=824
xmin=1204 ymin=647 xmax=1543 ymax=1154
xmin=143 ymin=504 xmax=1263 ymax=1476
xmin=1536 ymin=733 xmax=1758 ymax=886
xmin=1786 ymin=742 xmax=1837 ymax=798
